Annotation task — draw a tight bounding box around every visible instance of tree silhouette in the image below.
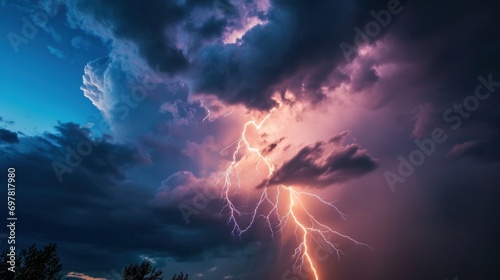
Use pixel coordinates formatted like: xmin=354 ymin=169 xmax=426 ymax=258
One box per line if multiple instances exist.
xmin=0 ymin=243 xmax=62 ymax=280
xmin=122 ymin=260 xmax=189 ymax=280
xmin=123 ymin=260 xmax=163 ymax=280
xmin=171 ymin=272 xmax=188 ymax=280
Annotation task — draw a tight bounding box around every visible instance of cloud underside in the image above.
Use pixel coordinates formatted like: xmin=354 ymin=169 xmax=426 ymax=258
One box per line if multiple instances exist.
xmin=257 ymin=132 xmax=378 ymax=188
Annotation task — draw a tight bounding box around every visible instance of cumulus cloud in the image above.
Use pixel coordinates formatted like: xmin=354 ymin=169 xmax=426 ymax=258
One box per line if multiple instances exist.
xmin=81 ymin=57 xmax=111 ymax=117
xmin=79 ymin=55 xmax=210 ymax=141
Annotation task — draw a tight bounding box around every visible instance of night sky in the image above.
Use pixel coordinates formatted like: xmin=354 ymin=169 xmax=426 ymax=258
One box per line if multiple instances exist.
xmin=1 ymin=0 xmax=500 ymax=279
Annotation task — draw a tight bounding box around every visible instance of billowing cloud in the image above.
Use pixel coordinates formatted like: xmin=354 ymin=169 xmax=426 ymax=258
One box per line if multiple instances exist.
xmin=63 ymin=0 xmax=427 ymax=110
xmin=80 ymin=57 xmax=111 ymax=117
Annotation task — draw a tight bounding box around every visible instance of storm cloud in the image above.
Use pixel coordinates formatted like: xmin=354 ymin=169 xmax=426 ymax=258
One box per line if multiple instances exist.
xmin=257 ymin=132 xmax=378 ymax=188
xmin=3 ymin=0 xmax=500 ymax=279
xmin=0 ymin=128 xmax=19 ymax=144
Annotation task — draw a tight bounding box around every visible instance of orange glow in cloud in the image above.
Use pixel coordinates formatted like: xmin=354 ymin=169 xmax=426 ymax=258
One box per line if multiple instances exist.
xmin=66 ymin=272 xmax=107 ymax=280
xmin=217 ymin=106 xmax=370 ymax=279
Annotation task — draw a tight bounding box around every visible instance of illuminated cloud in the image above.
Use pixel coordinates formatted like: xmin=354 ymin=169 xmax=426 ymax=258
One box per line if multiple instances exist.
xmin=257 ymin=131 xmax=378 ymax=188
xmin=81 ymin=57 xmax=112 ymax=118
xmin=66 ymin=272 xmax=106 ymax=280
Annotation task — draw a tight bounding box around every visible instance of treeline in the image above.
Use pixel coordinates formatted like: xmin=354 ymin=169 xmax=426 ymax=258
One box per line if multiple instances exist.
xmin=0 ymin=243 xmax=188 ymax=280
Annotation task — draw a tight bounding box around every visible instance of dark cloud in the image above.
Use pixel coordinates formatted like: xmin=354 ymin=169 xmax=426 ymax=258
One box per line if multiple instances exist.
xmin=384 ymin=0 xmax=500 ymax=105
xmin=5 ymin=0 xmax=500 ymax=278
xmin=0 ymin=128 xmax=19 ymax=143
xmin=39 ymin=0 xmax=500 ymax=113
xmin=191 ymin=0 xmax=356 ymax=109
xmin=439 ymin=108 xmax=500 ymax=164
xmin=48 ymin=122 xmax=149 ymax=179
xmin=351 ymin=67 xmax=380 ymax=92
xmin=257 ymin=132 xmax=378 ymax=188
xmin=67 ymin=0 xmax=189 ymax=74
xmin=64 ymin=0 xmax=404 ymax=110
xmin=190 ymin=0 xmax=395 ymax=109
xmin=0 ymin=122 xmax=261 ymax=277
xmin=186 ymin=16 xmax=228 ymax=40
xmin=447 ymin=136 xmax=500 ymax=163
xmin=260 ymin=137 xmax=284 ymax=156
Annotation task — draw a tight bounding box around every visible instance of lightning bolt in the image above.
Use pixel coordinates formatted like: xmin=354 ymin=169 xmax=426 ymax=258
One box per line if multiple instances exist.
xmin=218 ymin=109 xmax=369 ymax=279
xmin=203 ymin=108 xmax=234 ymax=122
xmin=202 ymin=108 xmax=211 ymax=122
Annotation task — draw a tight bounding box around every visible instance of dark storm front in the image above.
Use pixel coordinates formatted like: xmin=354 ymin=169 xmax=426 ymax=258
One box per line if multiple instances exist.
xmin=384 ymin=74 xmax=500 ymax=191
